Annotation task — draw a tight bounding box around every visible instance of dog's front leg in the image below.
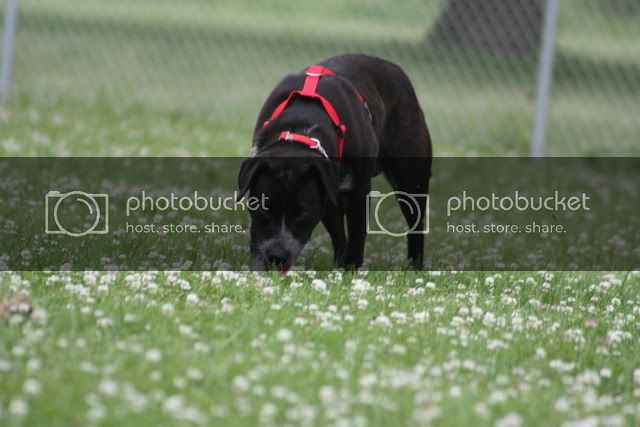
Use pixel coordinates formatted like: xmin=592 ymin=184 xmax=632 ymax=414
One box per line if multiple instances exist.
xmin=344 ymin=189 xmax=369 ymax=269
xmin=322 ymin=201 xmax=347 ymax=267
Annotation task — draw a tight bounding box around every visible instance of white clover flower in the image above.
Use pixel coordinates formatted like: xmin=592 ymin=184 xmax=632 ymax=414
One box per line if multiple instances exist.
xmin=407 ymin=287 xmax=425 ymax=296
xmin=87 ymin=405 xmax=106 ymax=422
xmin=178 ymin=324 xmax=193 ymax=336
xmin=177 ymin=279 xmax=191 ymax=291
xmin=359 ymin=373 xmax=377 ymax=388
xmin=0 ymin=359 xmax=12 ymax=372
xmin=494 ymin=412 xmax=522 ymax=427
xmin=162 ymin=395 xmax=184 ymax=413
xmin=221 ymin=298 xmax=234 ymax=314
xmin=487 ymin=339 xmax=508 ymax=351
xmin=462 ymin=359 xmax=476 ymax=371
xmin=276 ymin=328 xmax=293 ymax=342
xmin=259 ymin=402 xmax=278 ymax=422
xmin=414 ymin=311 xmax=429 ymax=323
xmin=312 ymin=279 xmax=327 ymax=292
xmin=474 ymin=403 xmax=489 ymax=418
xmin=186 ymin=368 xmax=203 ymax=381
xmin=356 ymin=299 xmax=368 ymax=309
xmin=550 ymin=359 xmax=575 ymax=373
xmin=82 ymin=271 xmax=97 ymax=285
xmin=193 ymin=342 xmax=210 ymax=353
xmin=554 ymin=397 xmax=570 ymax=412
xmin=262 ymin=287 xmax=276 ymax=296
xmin=318 ymin=385 xmax=336 ymax=404
xmin=98 ymin=378 xmax=119 ymax=397
xmin=145 ymin=348 xmax=162 ymax=363
xmin=449 ymin=385 xmax=462 ymax=397
xmin=391 ymin=344 xmax=407 ymax=355
xmin=9 ymin=398 xmax=28 ymax=417
xmin=185 ymin=293 xmax=199 ymax=306
xmin=79 ymin=361 xmax=97 ymax=374
xmin=23 ymin=378 xmax=41 ymax=395
xmin=26 ymin=358 xmax=41 ymax=371
xmin=373 ymin=315 xmax=391 ymax=327
xmin=161 ymin=303 xmax=175 ymax=316
xmin=31 ymin=308 xmax=48 ymax=325
xmin=607 ymin=329 xmax=627 ymax=345
xmin=351 ymin=278 xmax=371 ymax=294
xmin=500 ymin=295 xmax=517 ymax=306
xmin=232 ymin=375 xmax=251 ymax=393
xmin=97 ymin=317 xmax=113 ymax=328
xmin=390 ymin=311 xmax=407 ymax=324
xmin=293 ymin=317 xmax=308 ymax=326
xmin=173 ymin=377 xmax=186 ymax=389
xmin=482 ymin=312 xmax=496 ymax=327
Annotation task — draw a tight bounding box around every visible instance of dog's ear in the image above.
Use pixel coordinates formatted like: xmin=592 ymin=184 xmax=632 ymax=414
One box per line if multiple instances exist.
xmin=237 ymin=157 xmax=266 ymax=201
xmin=309 ymin=160 xmax=339 ymax=206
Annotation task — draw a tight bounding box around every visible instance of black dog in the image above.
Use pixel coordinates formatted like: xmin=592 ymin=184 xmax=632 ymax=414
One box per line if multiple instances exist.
xmin=238 ymin=54 xmax=432 ymax=271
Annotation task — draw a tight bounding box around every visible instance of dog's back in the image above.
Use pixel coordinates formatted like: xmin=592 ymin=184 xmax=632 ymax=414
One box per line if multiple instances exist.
xmin=319 ymin=54 xmax=431 ymax=158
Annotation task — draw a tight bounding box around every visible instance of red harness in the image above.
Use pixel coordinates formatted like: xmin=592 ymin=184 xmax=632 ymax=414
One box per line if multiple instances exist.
xmin=278 ymin=131 xmax=328 ymax=159
xmin=262 ymin=65 xmax=368 ymax=161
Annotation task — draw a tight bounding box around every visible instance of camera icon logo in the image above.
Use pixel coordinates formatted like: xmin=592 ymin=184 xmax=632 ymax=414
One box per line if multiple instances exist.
xmin=45 ymin=191 xmax=109 ymax=237
xmin=366 ymin=190 xmax=429 ymax=237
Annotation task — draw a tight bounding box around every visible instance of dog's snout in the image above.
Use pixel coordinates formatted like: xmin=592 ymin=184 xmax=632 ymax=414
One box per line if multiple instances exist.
xmin=265 ymin=245 xmax=290 ymax=267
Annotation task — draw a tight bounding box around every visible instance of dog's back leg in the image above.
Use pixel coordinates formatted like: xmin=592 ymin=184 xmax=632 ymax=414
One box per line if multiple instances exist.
xmin=381 ymin=157 xmax=431 ymax=268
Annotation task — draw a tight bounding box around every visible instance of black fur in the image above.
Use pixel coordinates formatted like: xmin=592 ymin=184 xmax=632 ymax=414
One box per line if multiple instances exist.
xmin=238 ymin=53 xmax=432 ymax=270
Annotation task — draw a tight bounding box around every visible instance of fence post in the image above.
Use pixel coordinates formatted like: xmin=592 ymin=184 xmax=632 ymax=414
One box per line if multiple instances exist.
xmin=531 ymin=0 xmax=559 ymax=157
xmin=1 ymin=0 xmax=19 ymax=99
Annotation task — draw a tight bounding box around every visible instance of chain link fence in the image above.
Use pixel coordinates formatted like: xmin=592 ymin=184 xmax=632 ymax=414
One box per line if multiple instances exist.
xmin=3 ymin=0 xmax=639 ymax=155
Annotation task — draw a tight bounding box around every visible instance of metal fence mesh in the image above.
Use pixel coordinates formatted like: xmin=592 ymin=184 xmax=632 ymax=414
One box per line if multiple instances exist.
xmin=5 ymin=0 xmax=640 ymax=155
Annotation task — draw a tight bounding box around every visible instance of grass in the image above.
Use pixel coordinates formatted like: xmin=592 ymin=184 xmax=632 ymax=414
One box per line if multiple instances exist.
xmin=1 ymin=1 xmax=640 ymax=426
xmin=4 ymin=0 xmax=640 ymax=156
xmin=2 ymin=271 xmax=640 ymax=427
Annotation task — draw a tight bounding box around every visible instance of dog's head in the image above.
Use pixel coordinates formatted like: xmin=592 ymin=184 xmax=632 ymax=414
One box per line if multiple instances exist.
xmin=238 ymin=156 xmax=339 ymax=271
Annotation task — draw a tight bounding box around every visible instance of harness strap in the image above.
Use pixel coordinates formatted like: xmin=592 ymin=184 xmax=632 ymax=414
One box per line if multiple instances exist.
xmin=278 ymin=131 xmax=328 ymax=159
xmin=262 ymin=65 xmax=369 ymax=162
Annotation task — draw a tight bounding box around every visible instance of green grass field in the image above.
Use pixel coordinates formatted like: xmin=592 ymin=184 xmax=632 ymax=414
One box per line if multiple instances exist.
xmin=1 ymin=1 xmax=640 ymax=426
xmin=3 ymin=0 xmax=640 ymax=156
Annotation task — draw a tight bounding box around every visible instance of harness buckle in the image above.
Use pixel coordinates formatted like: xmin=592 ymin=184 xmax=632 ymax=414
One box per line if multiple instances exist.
xmin=310 ymin=138 xmax=329 ymax=159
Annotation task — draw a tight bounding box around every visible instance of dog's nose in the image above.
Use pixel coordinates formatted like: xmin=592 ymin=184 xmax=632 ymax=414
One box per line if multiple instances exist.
xmin=265 ymin=246 xmax=289 ymax=268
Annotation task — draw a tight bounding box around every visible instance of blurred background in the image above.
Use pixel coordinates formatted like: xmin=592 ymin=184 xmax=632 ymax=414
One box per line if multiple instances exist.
xmin=1 ymin=0 xmax=638 ymax=156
